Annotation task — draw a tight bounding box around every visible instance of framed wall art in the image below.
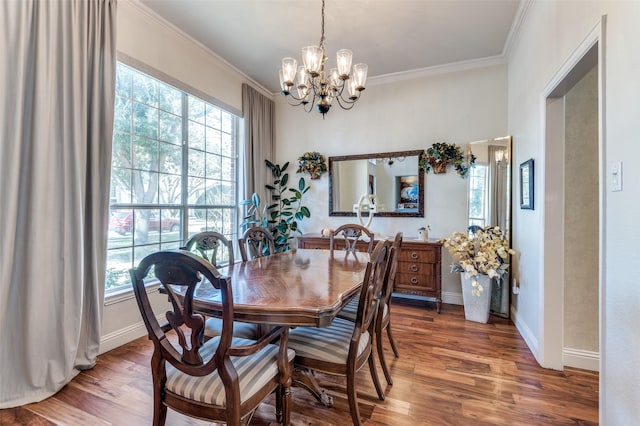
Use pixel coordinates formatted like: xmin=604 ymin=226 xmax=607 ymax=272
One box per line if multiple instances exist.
xmin=520 ymin=159 xmax=534 ymax=210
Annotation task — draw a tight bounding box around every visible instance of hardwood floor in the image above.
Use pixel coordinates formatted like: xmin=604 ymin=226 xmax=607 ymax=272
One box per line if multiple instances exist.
xmin=0 ymin=299 xmax=599 ymax=425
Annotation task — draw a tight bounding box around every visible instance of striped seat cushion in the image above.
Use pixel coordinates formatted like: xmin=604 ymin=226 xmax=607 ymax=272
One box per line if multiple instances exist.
xmin=288 ymin=318 xmax=370 ymax=364
xmin=339 ymin=297 xmax=388 ymax=323
xmin=338 ymin=296 xmax=359 ymax=321
xmin=165 ymin=337 xmax=295 ymax=407
xmin=204 ymin=317 xmax=259 ymax=340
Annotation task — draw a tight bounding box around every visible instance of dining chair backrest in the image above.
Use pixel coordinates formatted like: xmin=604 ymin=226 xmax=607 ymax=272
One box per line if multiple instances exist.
xmin=379 ymin=232 xmax=403 ymax=314
xmin=181 ymin=231 xmax=234 ymax=268
xmin=329 ymin=223 xmax=375 ymax=254
xmin=238 ymin=227 xmax=275 ymax=261
xmin=129 ymin=249 xmax=292 ymax=425
xmin=354 ymin=240 xmax=392 ymax=339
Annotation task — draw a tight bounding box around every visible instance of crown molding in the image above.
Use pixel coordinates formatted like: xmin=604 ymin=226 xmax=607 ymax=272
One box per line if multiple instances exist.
xmin=366 ymin=55 xmax=507 ymax=88
xmin=503 ymin=0 xmax=534 ymax=59
xmin=124 ymin=0 xmax=274 ymax=100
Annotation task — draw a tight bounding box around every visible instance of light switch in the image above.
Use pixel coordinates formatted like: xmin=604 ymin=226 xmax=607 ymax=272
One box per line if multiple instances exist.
xmin=611 ymin=162 xmax=622 ymax=192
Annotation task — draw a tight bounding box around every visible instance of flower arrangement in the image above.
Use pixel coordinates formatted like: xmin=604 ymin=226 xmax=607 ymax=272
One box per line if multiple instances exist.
xmin=441 ymin=226 xmax=515 ymax=296
xmin=419 ymin=142 xmax=476 ymax=178
xmin=297 ymin=151 xmax=327 ymax=179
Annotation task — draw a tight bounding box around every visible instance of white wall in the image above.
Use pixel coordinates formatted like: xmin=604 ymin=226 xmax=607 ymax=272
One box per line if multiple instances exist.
xmin=507 ymin=1 xmax=640 ymax=424
xmin=275 ymin=64 xmax=508 ymax=302
xmin=100 ymin=1 xmax=253 ymax=352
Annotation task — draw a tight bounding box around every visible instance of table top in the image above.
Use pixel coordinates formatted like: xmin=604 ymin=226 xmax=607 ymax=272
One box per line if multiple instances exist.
xmin=191 ymin=249 xmax=369 ymax=327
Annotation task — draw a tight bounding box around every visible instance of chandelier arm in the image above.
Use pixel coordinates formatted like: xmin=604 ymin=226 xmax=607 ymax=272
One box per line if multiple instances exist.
xmin=283 ymin=94 xmax=309 ymax=107
xmin=334 ymin=95 xmax=358 ymax=110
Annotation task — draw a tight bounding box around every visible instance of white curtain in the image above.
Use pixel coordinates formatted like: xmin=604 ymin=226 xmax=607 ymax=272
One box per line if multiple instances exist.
xmin=241 ymin=83 xmax=275 ymax=201
xmin=0 ymin=0 xmax=117 ymax=407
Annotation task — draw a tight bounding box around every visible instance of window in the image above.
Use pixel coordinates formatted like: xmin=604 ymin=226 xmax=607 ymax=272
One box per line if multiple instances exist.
xmin=106 ymin=63 xmax=239 ymax=293
xmin=468 ymin=163 xmax=488 ymax=231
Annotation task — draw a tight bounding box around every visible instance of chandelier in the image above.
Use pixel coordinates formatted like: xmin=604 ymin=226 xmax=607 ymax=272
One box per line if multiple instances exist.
xmin=278 ymin=0 xmax=368 ymax=117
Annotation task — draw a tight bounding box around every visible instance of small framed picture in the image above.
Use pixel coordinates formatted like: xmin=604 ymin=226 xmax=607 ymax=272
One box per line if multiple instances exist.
xmin=520 ymin=159 xmax=534 ymax=210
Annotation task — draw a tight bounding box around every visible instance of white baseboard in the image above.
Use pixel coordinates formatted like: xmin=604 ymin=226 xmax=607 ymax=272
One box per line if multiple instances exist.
xmin=510 ymin=304 xmax=541 ymax=365
xmin=99 ymin=320 xmax=149 ymax=355
xmin=99 ymin=313 xmax=165 ymax=355
xmin=442 ymin=291 xmax=463 ymax=305
xmin=563 ymin=347 xmax=600 ymax=372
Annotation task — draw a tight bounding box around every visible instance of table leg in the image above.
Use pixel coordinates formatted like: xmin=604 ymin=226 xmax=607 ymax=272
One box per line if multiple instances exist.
xmin=292 ymin=367 xmax=334 ymax=407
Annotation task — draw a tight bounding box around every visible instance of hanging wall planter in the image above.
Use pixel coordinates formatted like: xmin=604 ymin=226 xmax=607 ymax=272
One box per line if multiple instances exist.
xmin=297 ymin=151 xmax=327 ymax=180
xmin=419 ymin=142 xmax=476 ymax=178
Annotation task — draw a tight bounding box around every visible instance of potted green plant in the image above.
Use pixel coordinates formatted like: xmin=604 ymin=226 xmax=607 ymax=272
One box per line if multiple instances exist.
xmin=241 ymin=160 xmax=311 ymax=253
xmin=297 ymin=151 xmax=327 ymax=179
xmin=441 ymin=226 xmax=515 ymax=323
xmin=419 ymin=142 xmax=476 ymax=178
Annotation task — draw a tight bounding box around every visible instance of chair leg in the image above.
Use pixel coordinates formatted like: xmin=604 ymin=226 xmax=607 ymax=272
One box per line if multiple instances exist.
xmin=368 ymin=351 xmax=385 ymax=401
xmin=377 ymin=325 xmax=393 ymax=386
xmin=386 ymin=322 xmax=400 ymax=358
xmin=346 ymin=367 xmax=362 ymax=426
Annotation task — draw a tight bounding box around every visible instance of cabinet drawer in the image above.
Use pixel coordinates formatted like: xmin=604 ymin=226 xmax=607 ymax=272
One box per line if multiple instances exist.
xmin=397 ymin=261 xmax=435 ymax=275
xmin=399 ymin=249 xmax=436 ymax=263
xmin=396 ymin=273 xmax=437 ymax=292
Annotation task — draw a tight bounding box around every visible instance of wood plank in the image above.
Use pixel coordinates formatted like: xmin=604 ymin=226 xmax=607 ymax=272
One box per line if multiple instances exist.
xmin=0 ymin=301 xmax=599 ymax=425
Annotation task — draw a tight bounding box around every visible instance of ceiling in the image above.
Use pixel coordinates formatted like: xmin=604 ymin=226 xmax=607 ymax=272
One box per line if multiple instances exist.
xmin=138 ymin=0 xmax=523 ymax=94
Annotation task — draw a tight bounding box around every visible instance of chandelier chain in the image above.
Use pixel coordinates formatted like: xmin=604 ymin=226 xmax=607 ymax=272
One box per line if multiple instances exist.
xmin=319 ymin=0 xmax=326 ymax=49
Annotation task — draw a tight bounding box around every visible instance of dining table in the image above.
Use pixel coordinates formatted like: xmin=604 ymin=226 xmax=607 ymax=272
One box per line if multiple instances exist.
xmin=189 ymin=248 xmax=371 ymax=406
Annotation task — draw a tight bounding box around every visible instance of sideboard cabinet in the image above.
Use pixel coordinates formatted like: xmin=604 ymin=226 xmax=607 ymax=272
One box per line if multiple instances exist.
xmin=297 ymin=234 xmax=442 ymax=312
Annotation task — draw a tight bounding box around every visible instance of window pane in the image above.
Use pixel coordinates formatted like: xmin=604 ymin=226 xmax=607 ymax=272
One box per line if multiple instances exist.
xmin=159 ymin=142 xmax=182 ymax=175
xmin=188 ymin=149 xmax=205 ymax=178
xmin=206 ymin=104 xmax=221 ymax=129
xmin=188 ymin=177 xmax=206 ymax=205
xmin=132 ymin=73 xmax=158 ymax=106
xmin=110 ymin=168 xmax=131 ymax=204
xmin=206 ymin=127 xmax=221 ymax=155
xmin=189 ymin=121 xmax=205 ymax=151
xmin=221 ymin=111 xmax=232 ymax=133
xmin=205 ymin=153 xmax=221 ymax=179
xmin=159 ymin=173 xmax=181 ymax=205
xmin=158 ymin=111 xmax=181 ymax=144
xmin=131 ymin=170 xmax=159 ymax=204
xmin=111 ymin=132 xmax=131 ymax=168
xmin=188 ymin=97 xmax=205 ymax=124
xmin=133 ymin=102 xmax=158 ymax=139
xmin=132 ymin=136 xmax=158 ymax=172
xmin=113 ymin=96 xmax=131 ymax=133
xmin=221 ymin=131 xmax=233 ymax=157
xmin=107 ymin=63 xmax=238 ymax=294
xmin=158 ymin=83 xmax=182 ymax=115
xmin=115 ymin=63 xmax=132 ymax=97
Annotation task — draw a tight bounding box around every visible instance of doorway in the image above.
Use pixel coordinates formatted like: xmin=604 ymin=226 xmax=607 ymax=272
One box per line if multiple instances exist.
xmin=542 ymin=25 xmax=604 ymax=372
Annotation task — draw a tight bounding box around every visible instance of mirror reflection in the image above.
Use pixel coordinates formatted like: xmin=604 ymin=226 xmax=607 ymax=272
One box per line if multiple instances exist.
xmin=329 ymin=150 xmax=424 ymax=217
xmin=467 ymin=136 xmax=512 ymax=317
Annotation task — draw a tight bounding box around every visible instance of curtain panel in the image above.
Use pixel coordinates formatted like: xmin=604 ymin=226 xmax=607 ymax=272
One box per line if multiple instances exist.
xmin=0 ymin=0 xmax=117 ymax=407
xmin=241 ymin=83 xmax=275 ymax=201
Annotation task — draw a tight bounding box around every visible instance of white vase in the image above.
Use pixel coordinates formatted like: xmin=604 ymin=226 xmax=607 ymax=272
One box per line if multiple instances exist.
xmin=418 ymin=229 xmax=429 ymax=241
xmin=460 ymin=273 xmax=492 ymax=323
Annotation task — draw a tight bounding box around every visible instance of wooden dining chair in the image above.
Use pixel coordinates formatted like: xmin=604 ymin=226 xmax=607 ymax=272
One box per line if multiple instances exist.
xmin=329 ymin=224 xmax=375 ymax=254
xmin=287 ymin=240 xmax=391 ymax=426
xmin=181 ymin=231 xmax=258 ymax=340
xmin=238 ymin=227 xmax=276 ymax=261
xmin=130 ymin=249 xmax=293 ymax=426
xmin=337 ymin=233 xmax=402 ymax=394
xmin=181 ymin=231 xmax=234 ymax=268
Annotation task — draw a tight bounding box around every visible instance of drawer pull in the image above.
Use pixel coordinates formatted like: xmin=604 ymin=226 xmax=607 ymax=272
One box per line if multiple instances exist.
xmin=410 ymin=264 xmax=419 ymax=272
xmin=410 ymin=276 xmax=418 ymax=284
xmin=411 ymin=252 xmax=419 ymax=259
